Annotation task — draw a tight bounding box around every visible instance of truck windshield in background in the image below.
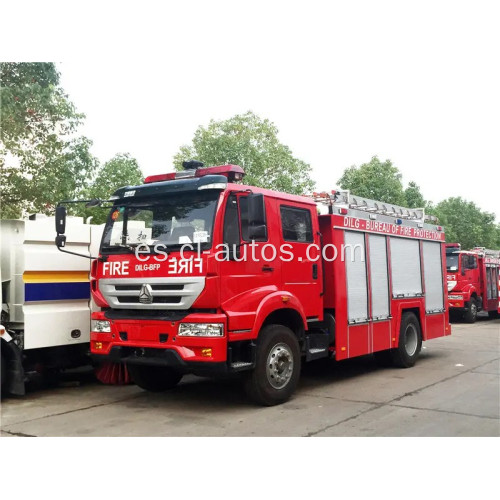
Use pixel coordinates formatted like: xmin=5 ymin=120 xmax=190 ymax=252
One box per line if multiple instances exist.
xmin=100 ymin=191 xmax=220 ymax=254
xmin=446 ymin=252 xmax=459 ymax=272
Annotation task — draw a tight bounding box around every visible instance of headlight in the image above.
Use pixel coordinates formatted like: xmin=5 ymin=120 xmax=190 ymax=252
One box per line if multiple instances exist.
xmin=448 ymin=295 xmax=462 ymax=300
xmin=92 ymin=320 xmax=111 ymax=333
xmin=178 ymin=323 xmax=224 ymax=337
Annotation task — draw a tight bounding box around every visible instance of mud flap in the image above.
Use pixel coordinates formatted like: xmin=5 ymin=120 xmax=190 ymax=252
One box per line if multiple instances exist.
xmin=3 ymin=341 xmax=25 ymax=396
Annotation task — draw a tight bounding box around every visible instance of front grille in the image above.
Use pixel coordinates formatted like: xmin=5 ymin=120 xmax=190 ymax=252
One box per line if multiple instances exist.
xmin=114 ymin=284 xmax=184 ymax=292
xmin=99 ymin=277 xmax=205 ymax=310
xmin=116 ymin=296 xmax=182 ymax=304
xmin=103 ymin=308 xmax=216 ymax=321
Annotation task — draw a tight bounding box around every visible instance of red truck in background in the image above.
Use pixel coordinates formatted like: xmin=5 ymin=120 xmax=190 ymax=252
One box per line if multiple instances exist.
xmin=446 ymin=244 xmax=500 ymax=322
xmin=55 ymin=162 xmax=451 ymax=405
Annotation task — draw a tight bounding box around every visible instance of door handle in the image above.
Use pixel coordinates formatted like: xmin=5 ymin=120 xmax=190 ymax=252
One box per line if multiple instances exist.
xmin=262 ymin=266 xmax=274 ymax=272
xmin=312 ymin=263 xmax=318 ymax=280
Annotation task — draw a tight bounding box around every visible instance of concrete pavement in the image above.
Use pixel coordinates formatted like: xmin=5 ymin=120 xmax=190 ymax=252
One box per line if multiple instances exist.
xmin=1 ymin=317 xmax=498 ymax=436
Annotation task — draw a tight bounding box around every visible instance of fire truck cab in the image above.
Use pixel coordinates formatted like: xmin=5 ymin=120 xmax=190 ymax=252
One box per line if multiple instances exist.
xmin=446 ymin=243 xmax=500 ymax=322
xmin=55 ymin=163 xmax=451 ymax=405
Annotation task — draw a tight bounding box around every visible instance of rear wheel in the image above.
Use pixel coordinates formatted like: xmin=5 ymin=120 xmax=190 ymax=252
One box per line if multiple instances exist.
xmin=390 ymin=312 xmax=422 ymax=368
xmin=127 ymin=364 xmax=182 ymax=392
xmin=245 ymin=324 xmax=301 ymax=406
xmin=463 ymin=298 xmax=478 ymax=323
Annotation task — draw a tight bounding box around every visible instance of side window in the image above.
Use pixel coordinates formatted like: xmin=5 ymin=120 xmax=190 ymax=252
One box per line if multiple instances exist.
xmin=224 ymin=194 xmax=268 ymax=245
xmin=240 ymin=195 xmax=267 ymax=242
xmin=469 ymin=256 xmax=477 ymax=269
xmin=223 ymin=194 xmax=240 ymax=246
xmin=280 ymin=206 xmax=313 ymax=243
xmin=461 ymin=254 xmax=468 ymax=271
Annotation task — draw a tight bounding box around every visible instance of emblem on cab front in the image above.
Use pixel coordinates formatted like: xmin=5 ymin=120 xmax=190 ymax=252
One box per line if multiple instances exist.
xmin=139 ymin=284 xmax=153 ymax=304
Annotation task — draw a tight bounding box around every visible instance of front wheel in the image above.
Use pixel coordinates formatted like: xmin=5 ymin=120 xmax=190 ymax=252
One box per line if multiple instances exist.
xmin=390 ymin=312 xmax=422 ymax=368
xmin=463 ymin=298 xmax=478 ymax=323
xmin=244 ymin=324 xmax=301 ymax=406
xmin=127 ymin=364 xmax=182 ymax=392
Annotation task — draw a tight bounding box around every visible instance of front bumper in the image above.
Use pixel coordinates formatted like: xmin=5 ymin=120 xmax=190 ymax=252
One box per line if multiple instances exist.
xmin=90 ymin=311 xmax=232 ymax=374
xmin=91 ymin=345 xmax=229 ymax=376
xmin=448 ymin=295 xmax=467 ymax=310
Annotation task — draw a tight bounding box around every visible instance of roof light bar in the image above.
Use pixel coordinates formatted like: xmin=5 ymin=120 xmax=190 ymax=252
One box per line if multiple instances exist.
xmin=195 ymin=164 xmax=245 ymax=181
xmin=144 ymin=172 xmax=178 ymax=183
xmin=144 ymin=164 xmax=245 ymax=184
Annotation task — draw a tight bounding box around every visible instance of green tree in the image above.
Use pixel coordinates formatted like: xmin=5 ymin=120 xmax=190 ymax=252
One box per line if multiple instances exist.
xmin=337 ymin=156 xmax=427 ymax=208
xmin=429 ymin=197 xmax=500 ymax=249
xmin=337 ymin=156 xmax=408 ymax=205
xmin=76 ymin=153 xmax=144 ymax=224
xmin=1 ymin=62 xmax=97 ymax=218
xmin=404 ymin=181 xmax=426 ymax=208
xmin=173 ymin=111 xmax=314 ymax=195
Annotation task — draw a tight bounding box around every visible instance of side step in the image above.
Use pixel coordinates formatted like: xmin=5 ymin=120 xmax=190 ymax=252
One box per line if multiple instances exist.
xmin=304 ymin=333 xmax=331 ymax=362
xmin=230 ymin=361 xmax=254 ymax=372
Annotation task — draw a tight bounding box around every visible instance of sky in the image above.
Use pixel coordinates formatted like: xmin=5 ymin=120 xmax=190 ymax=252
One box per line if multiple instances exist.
xmin=5 ymin=0 xmax=500 ymax=220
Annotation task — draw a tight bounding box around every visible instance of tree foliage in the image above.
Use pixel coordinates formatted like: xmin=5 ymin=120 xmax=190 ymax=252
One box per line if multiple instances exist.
xmin=428 ymin=197 xmax=500 ymax=249
xmin=76 ymin=154 xmax=144 ymax=224
xmin=0 ymin=62 xmax=97 ymax=218
xmin=0 ymin=63 xmax=81 ymax=149
xmin=337 ymin=156 xmax=425 ymax=207
xmin=173 ymin=111 xmax=314 ymax=195
xmin=404 ymin=181 xmax=426 ymax=209
xmin=336 ymin=156 xmax=500 ymax=248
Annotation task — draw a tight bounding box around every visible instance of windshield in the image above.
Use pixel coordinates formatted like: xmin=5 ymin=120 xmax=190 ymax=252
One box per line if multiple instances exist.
xmin=101 ymin=191 xmax=220 ymax=254
xmin=446 ymin=253 xmax=459 ymax=272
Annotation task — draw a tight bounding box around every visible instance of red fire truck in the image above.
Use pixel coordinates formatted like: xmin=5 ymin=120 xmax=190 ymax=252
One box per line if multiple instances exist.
xmin=55 ymin=162 xmax=451 ymax=405
xmin=446 ymin=243 xmax=500 ymax=322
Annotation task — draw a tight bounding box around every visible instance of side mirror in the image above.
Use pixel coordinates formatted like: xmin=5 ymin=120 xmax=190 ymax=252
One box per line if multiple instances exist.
xmin=247 ymin=193 xmax=267 ymax=241
xmin=248 ymin=225 xmax=267 ymax=240
xmin=85 ymin=199 xmax=101 ymax=208
xmin=55 ymin=234 xmax=67 ymax=248
xmin=55 ymin=205 xmax=67 ymax=234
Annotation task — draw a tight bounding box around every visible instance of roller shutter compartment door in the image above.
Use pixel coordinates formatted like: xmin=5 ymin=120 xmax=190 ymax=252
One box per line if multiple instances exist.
xmin=390 ymin=237 xmax=422 ymax=298
xmin=344 ymin=231 xmax=368 ymax=323
xmin=368 ymin=234 xmax=390 ymax=320
xmin=422 ymin=241 xmax=444 ymax=313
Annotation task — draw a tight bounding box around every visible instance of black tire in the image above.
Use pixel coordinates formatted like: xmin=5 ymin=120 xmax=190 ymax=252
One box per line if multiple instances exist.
xmin=390 ymin=312 xmax=422 ymax=368
xmin=463 ymin=298 xmax=478 ymax=323
xmin=488 ymin=310 xmax=499 ymax=319
xmin=244 ymin=324 xmax=301 ymax=406
xmin=127 ymin=364 xmax=182 ymax=392
xmin=1 ymin=349 xmax=7 ymax=395
xmin=449 ymin=309 xmax=461 ymax=322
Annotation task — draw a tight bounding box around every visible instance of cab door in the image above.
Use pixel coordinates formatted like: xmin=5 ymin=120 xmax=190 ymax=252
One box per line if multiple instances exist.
xmin=219 ymin=192 xmax=282 ymax=332
xmin=278 ymin=203 xmax=322 ymax=319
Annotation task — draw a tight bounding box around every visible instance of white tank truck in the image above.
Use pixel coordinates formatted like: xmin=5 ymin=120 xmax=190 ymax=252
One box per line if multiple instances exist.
xmin=0 ymin=214 xmax=126 ymax=396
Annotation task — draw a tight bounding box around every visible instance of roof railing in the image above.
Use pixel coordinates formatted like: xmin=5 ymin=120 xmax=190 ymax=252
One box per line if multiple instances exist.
xmin=310 ymin=190 xmax=430 ymax=222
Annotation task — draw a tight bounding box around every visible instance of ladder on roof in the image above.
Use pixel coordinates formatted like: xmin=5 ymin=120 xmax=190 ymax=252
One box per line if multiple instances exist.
xmin=472 ymin=247 xmax=500 ymax=258
xmin=310 ymin=190 xmax=437 ymax=223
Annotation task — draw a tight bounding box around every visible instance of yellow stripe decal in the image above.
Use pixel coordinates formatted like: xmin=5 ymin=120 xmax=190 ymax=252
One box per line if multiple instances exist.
xmin=23 ymin=271 xmax=89 ymax=283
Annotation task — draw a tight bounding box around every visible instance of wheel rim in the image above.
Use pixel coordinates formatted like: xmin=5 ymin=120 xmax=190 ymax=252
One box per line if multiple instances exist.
xmin=266 ymin=342 xmax=294 ymax=390
xmin=404 ymin=324 xmax=418 ymax=357
xmin=471 ymin=303 xmax=477 ymax=317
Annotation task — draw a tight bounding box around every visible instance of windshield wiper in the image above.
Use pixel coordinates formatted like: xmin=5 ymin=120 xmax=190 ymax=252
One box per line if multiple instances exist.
xmin=103 ymin=243 xmax=142 ymax=252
